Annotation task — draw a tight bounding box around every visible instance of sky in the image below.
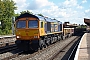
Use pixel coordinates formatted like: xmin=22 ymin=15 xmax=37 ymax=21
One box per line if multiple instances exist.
xmin=13 ymin=0 xmax=90 ymax=24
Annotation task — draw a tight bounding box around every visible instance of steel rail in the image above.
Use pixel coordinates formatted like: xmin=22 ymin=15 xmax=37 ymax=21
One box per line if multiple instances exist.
xmin=0 ymin=44 xmax=17 ymax=54
xmin=48 ymin=36 xmax=80 ymax=60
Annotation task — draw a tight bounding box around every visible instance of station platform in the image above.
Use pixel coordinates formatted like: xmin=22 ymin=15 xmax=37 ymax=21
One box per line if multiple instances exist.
xmin=74 ymin=33 xmax=90 ymax=60
xmin=0 ymin=35 xmax=16 ymax=39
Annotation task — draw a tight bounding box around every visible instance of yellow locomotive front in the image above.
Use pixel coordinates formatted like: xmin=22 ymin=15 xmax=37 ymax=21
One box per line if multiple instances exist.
xmin=15 ymin=13 xmax=40 ymax=51
xmin=15 ymin=18 xmax=39 ymax=40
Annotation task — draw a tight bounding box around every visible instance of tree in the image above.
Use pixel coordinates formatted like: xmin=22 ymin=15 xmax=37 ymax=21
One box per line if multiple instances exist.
xmin=37 ymin=14 xmax=44 ymax=17
xmin=20 ymin=10 xmax=33 ymax=14
xmin=0 ymin=0 xmax=17 ymax=35
xmin=0 ymin=0 xmax=5 ymax=34
xmin=15 ymin=13 xmax=20 ymax=19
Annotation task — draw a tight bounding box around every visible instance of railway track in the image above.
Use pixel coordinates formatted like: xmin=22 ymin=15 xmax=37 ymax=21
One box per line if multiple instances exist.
xmin=67 ymin=37 xmax=81 ymax=60
xmin=0 ymin=44 xmax=17 ymax=54
xmin=4 ymin=36 xmax=80 ymax=60
xmin=0 ymin=44 xmax=23 ymax=60
xmin=50 ymin=36 xmax=81 ymax=60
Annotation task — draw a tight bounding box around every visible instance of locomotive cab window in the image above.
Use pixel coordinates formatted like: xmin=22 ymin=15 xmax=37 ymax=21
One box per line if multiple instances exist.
xmin=16 ymin=20 xmax=26 ymax=28
xmin=41 ymin=22 xmax=43 ymax=28
xmin=28 ymin=20 xmax=38 ymax=28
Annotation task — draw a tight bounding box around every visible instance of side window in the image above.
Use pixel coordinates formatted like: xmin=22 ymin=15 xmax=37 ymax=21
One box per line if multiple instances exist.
xmin=41 ymin=22 xmax=43 ymax=28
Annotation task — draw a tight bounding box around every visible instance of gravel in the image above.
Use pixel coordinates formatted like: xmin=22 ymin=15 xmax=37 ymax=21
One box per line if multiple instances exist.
xmin=0 ymin=52 xmax=14 ymax=59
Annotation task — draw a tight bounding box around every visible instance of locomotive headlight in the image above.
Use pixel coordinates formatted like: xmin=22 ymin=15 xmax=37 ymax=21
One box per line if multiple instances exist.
xmin=17 ymin=36 xmax=20 ymax=38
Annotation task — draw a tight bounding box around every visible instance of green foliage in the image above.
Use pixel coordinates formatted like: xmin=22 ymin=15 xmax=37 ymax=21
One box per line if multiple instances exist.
xmin=20 ymin=10 xmax=33 ymax=14
xmin=15 ymin=13 xmax=20 ymax=19
xmin=0 ymin=0 xmax=17 ymax=35
xmin=37 ymin=14 xmax=44 ymax=17
xmin=77 ymin=24 xmax=87 ymax=28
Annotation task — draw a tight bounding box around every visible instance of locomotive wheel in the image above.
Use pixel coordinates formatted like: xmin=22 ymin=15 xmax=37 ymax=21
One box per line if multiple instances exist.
xmin=57 ymin=35 xmax=60 ymax=41
xmin=43 ymin=38 xmax=47 ymax=48
xmin=39 ymin=45 xmax=42 ymax=50
xmin=50 ymin=37 xmax=53 ymax=44
xmin=45 ymin=38 xmax=50 ymax=46
xmin=39 ymin=43 xmax=43 ymax=50
xmin=39 ymin=38 xmax=43 ymax=50
xmin=39 ymin=38 xmax=46 ymax=50
xmin=52 ymin=36 xmax=55 ymax=43
xmin=46 ymin=40 xmax=50 ymax=46
xmin=48 ymin=40 xmax=50 ymax=46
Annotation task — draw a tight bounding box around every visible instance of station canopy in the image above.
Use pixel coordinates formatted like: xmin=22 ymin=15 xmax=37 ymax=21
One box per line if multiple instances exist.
xmin=84 ymin=18 xmax=90 ymax=26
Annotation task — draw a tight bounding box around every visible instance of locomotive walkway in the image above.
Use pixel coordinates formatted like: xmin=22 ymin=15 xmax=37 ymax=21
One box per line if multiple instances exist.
xmin=74 ymin=33 xmax=90 ymax=60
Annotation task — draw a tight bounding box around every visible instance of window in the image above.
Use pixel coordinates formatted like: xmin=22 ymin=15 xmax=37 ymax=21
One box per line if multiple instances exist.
xmin=28 ymin=20 xmax=38 ymax=28
xmin=16 ymin=20 xmax=26 ymax=28
xmin=41 ymin=22 xmax=43 ymax=28
xmin=54 ymin=24 xmax=58 ymax=32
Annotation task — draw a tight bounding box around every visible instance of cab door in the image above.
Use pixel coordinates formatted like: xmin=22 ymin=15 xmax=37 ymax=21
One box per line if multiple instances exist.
xmin=39 ymin=21 xmax=46 ymax=36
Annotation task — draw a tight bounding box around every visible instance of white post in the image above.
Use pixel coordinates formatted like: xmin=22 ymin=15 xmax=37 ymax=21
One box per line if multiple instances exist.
xmin=12 ymin=17 xmax=15 ymax=35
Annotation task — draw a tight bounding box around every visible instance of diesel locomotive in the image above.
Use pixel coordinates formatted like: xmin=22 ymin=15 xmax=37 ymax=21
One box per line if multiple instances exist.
xmin=15 ymin=13 xmax=76 ymax=51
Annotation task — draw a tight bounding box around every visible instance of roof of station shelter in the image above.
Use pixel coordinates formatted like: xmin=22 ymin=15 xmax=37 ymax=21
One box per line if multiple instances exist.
xmin=84 ymin=18 xmax=90 ymax=26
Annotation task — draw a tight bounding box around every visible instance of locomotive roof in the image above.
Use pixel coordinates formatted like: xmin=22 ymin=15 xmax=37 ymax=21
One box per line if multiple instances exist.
xmin=45 ymin=18 xmax=52 ymax=22
xmin=16 ymin=13 xmax=46 ymax=21
xmin=15 ymin=13 xmax=62 ymax=23
xmin=35 ymin=15 xmax=45 ymax=21
xmin=45 ymin=18 xmax=58 ymax=22
xmin=16 ymin=13 xmax=39 ymax=20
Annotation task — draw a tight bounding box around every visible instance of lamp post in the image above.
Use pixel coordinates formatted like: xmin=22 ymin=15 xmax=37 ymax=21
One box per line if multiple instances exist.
xmin=0 ymin=21 xmax=1 ymax=26
xmin=12 ymin=17 xmax=15 ymax=35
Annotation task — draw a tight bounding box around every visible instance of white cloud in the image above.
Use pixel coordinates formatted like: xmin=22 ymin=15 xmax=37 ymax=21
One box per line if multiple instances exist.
xmin=82 ymin=0 xmax=87 ymax=3
xmin=84 ymin=9 xmax=90 ymax=18
xmin=14 ymin=0 xmax=88 ymax=24
xmin=13 ymin=0 xmax=28 ymax=13
xmin=13 ymin=0 xmax=26 ymax=5
xmin=62 ymin=0 xmax=78 ymax=8
xmin=35 ymin=0 xmax=53 ymax=7
xmin=77 ymin=5 xmax=83 ymax=9
xmin=85 ymin=9 xmax=90 ymax=13
xmin=27 ymin=0 xmax=54 ymax=10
